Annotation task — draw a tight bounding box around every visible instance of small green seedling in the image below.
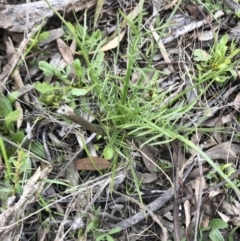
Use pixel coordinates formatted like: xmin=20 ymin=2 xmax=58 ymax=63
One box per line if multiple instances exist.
xmin=95 ymin=227 xmax=122 ymax=241
xmin=206 ymin=163 xmax=240 ymax=189
xmin=193 ymin=34 xmax=240 ymax=83
xmin=199 ymin=218 xmax=228 ymax=241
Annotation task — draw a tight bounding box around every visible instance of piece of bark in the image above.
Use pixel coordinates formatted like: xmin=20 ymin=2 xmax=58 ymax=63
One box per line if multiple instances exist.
xmin=0 ymin=0 xmax=96 ymax=32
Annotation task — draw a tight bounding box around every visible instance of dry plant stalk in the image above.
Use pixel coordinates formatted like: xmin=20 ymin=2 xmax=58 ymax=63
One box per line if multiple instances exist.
xmin=57 ymin=105 xmax=106 ymax=136
xmin=0 ymin=166 xmax=52 ymax=240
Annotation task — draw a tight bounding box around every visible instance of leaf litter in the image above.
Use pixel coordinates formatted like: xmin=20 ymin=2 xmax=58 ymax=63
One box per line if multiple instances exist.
xmin=1 ymin=0 xmax=240 ymax=241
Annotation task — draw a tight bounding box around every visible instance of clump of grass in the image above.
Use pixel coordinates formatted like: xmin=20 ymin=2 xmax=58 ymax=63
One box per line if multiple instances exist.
xmin=40 ymin=0 xmax=240 ymax=197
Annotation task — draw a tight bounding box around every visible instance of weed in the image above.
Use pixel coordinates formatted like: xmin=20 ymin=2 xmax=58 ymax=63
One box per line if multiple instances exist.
xmin=38 ymin=0 xmax=240 ymax=197
xmin=199 ymin=218 xmax=228 ymax=241
xmin=193 ymin=34 xmax=240 ymax=83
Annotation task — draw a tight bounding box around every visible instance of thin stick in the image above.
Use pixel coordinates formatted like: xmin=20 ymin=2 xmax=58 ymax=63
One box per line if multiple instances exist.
xmin=57 ymin=105 xmax=106 ymax=136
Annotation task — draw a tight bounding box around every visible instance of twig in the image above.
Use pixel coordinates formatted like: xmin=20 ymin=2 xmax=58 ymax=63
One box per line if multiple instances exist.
xmin=113 ymin=187 xmax=174 ymax=229
xmin=113 ymin=190 xmax=168 ymax=241
xmin=57 ymin=105 xmax=106 ymax=136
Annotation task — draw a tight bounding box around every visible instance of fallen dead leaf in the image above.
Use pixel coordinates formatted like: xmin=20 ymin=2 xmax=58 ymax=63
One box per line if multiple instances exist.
xmin=188 ymin=167 xmax=209 ymax=179
xmin=100 ymin=29 xmax=126 ymax=52
xmin=197 ymin=30 xmax=214 ymax=41
xmin=184 ymin=200 xmax=191 ymax=229
xmin=140 ymin=145 xmax=157 ymax=174
xmin=221 ymin=200 xmax=240 ymax=216
xmin=217 ymin=211 xmax=230 ymax=223
xmin=206 ymin=141 xmax=238 ymax=162
xmin=14 ymin=101 xmax=23 ymax=129
xmin=202 ymin=215 xmax=210 ymax=228
xmin=75 ymin=156 xmax=111 ymax=171
xmin=135 ymin=170 xmax=158 ymax=183
xmin=234 ymin=92 xmax=240 ymax=110
xmin=209 ymin=189 xmax=221 ymax=198
xmin=57 ymin=38 xmax=73 ymax=65
xmin=150 ymin=23 xmax=175 ymax=72
xmin=108 ymin=3 xmax=140 ymax=40
xmin=39 ymin=28 xmax=65 ymax=46
xmin=191 ymin=176 xmax=208 ymax=203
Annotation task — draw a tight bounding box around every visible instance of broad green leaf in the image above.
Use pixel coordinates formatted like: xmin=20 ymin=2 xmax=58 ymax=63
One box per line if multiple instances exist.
xmin=30 ymin=141 xmax=46 ymax=159
xmin=107 ymin=227 xmax=121 ymax=235
xmin=209 ymin=229 xmax=224 ymax=241
xmin=34 ymin=82 xmax=57 ymax=93
xmin=0 ymin=186 xmax=13 ymax=194
xmin=193 ymin=49 xmax=211 ymax=62
xmin=5 ymin=110 xmax=20 ymax=130
xmin=66 ymin=22 xmax=76 ymax=34
xmin=86 ymin=221 xmax=94 ymax=233
xmin=106 ymin=235 xmax=114 ymax=241
xmin=12 ymin=131 xmax=25 ymax=144
xmin=220 ymin=34 xmax=228 ymax=45
xmin=96 ymin=234 xmax=105 ymax=241
xmin=39 ymin=61 xmax=55 ymax=76
xmin=0 ymin=137 xmax=10 ymax=173
xmin=103 ymin=145 xmax=114 ymax=160
xmin=8 ymin=91 xmax=19 ymax=103
xmin=38 ymin=31 xmax=50 ymax=43
xmin=210 ymin=219 xmax=228 ymax=229
xmin=73 ymin=59 xmax=84 ymax=78
xmin=0 ymin=93 xmax=13 ymax=118
xmin=71 ymin=87 xmax=90 ymax=96
xmin=15 ymin=183 xmax=23 ymax=194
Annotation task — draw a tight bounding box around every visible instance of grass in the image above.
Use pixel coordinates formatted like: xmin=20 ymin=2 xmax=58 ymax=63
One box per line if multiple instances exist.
xmin=1 ymin=0 xmax=240 ymax=240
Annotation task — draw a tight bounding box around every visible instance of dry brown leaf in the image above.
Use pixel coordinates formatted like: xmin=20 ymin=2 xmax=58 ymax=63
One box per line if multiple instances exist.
xmin=197 ymin=30 xmax=214 ymax=41
xmin=39 ymin=28 xmax=65 ymax=46
xmin=164 ymin=0 xmax=178 ymax=10
xmin=217 ymin=211 xmax=230 ymax=223
xmin=14 ymin=101 xmax=23 ymax=129
xmin=206 ymin=141 xmax=238 ymax=162
xmin=150 ymin=23 xmax=175 ymax=72
xmin=140 ymin=145 xmax=157 ymax=174
xmin=202 ymin=215 xmax=210 ymax=228
xmin=234 ymin=92 xmax=240 ymax=110
xmin=209 ymin=189 xmax=221 ymax=198
xmin=100 ymin=30 xmax=126 ymax=52
xmin=188 ymin=167 xmax=209 ymax=179
xmin=135 ymin=171 xmax=158 ymax=184
xmin=138 ymin=144 xmax=173 ymax=187
xmin=75 ymin=156 xmax=111 ymax=171
xmin=108 ymin=3 xmax=140 ymax=41
xmin=184 ymin=200 xmax=191 ymax=229
xmin=191 ymin=176 xmax=208 ymax=202
xmin=89 ymin=3 xmax=140 ymax=53
xmin=70 ymin=38 xmax=76 ymax=55
xmin=221 ymin=200 xmax=240 ymax=216
xmin=57 ymin=38 xmax=73 ymax=65
xmin=203 ymin=114 xmax=232 ymax=127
